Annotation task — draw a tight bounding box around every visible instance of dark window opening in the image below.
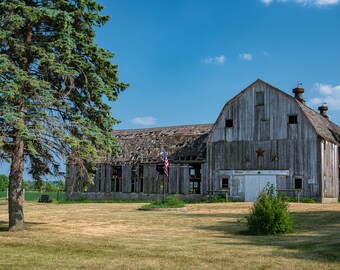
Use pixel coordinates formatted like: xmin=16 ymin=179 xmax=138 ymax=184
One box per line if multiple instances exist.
xmin=222 ymin=178 xmax=229 ymax=190
xmin=189 ymin=180 xmax=201 ymax=194
xmin=288 ymin=115 xmax=298 ymax=124
xmin=189 ymin=164 xmax=201 ymax=194
xmin=156 ymin=164 xmax=165 ymax=175
xmin=294 ymin=177 xmax=302 ymax=189
xmin=111 ymin=165 xmax=122 ymax=192
xmin=225 ymin=119 xmax=233 ymax=128
xmin=131 ymin=179 xmax=135 ymax=192
xmin=139 ymin=166 xmax=144 ymax=193
xmin=131 ymin=166 xmax=138 ymax=193
xmin=256 ymin=92 xmax=264 ymax=106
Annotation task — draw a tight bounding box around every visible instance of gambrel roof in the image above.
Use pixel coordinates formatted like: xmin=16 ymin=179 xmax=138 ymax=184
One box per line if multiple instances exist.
xmin=213 ymin=79 xmax=340 ymax=145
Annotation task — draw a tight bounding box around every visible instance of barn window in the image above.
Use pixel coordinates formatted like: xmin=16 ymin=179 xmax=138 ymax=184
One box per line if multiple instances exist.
xmin=288 ymin=115 xmax=298 ymax=124
xmin=222 ymin=178 xmax=229 ymax=190
xmin=139 ymin=166 xmax=144 ymax=193
xmin=156 ymin=164 xmax=165 ymax=175
xmin=189 ymin=164 xmax=201 ymax=194
xmin=225 ymin=119 xmax=233 ymax=128
xmin=111 ymin=165 xmax=122 ymax=192
xmin=294 ymin=177 xmax=302 ymax=190
xmin=131 ymin=166 xmax=138 ymax=193
xmin=256 ymin=92 xmax=264 ymax=106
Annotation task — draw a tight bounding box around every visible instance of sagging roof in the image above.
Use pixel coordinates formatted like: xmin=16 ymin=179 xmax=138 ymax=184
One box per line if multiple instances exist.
xmin=112 ymin=124 xmax=213 ymax=163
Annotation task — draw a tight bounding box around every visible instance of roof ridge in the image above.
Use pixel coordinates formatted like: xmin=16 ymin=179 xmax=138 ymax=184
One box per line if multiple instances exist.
xmin=113 ymin=123 xmax=213 ymax=132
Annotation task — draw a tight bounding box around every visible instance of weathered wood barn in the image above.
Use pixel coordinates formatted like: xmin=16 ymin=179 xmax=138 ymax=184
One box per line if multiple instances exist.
xmin=206 ymin=79 xmax=340 ymax=203
xmin=66 ymin=79 xmax=340 ymax=202
xmin=66 ymin=124 xmax=213 ymax=201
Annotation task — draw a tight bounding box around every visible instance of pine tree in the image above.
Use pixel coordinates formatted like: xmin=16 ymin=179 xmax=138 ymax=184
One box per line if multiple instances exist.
xmin=0 ymin=0 xmax=127 ymax=230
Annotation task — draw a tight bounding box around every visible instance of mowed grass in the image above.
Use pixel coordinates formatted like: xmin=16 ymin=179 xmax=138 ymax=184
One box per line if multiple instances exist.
xmin=0 ymin=202 xmax=340 ymax=270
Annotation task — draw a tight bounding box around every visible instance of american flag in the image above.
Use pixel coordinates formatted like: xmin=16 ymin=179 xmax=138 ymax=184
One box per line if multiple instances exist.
xmin=163 ymin=149 xmax=169 ymax=177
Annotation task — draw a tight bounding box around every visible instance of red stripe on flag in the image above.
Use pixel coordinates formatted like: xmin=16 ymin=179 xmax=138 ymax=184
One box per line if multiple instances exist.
xmin=163 ymin=150 xmax=169 ymax=177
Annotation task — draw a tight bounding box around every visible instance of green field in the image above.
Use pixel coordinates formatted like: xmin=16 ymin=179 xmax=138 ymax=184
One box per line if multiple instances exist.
xmin=0 ymin=191 xmax=65 ymax=202
xmin=0 ymin=202 xmax=340 ymax=269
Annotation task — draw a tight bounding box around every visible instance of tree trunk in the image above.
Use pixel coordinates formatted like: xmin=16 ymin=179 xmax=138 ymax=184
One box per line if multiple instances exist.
xmin=8 ymin=136 xmax=25 ymax=231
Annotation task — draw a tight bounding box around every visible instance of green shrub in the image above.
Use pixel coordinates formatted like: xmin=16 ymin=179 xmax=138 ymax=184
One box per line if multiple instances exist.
xmin=141 ymin=196 xmax=185 ymax=209
xmin=163 ymin=196 xmax=183 ymax=207
xmin=245 ymin=184 xmax=293 ymax=235
xmin=283 ymin=197 xmax=316 ymax=203
xmin=79 ymin=195 xmax=87 ymax=202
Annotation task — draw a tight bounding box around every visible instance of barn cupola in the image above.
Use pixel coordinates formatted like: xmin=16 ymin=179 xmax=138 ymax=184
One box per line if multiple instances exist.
xmin=292 ymin=83 xmax=305 ymax=104
xmin=318 ymin=104 xmax=329 ymax=118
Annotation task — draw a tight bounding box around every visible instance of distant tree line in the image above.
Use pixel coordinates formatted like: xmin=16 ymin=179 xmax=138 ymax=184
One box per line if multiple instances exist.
xmin=0 ymin=174 xmax=65 ymax=192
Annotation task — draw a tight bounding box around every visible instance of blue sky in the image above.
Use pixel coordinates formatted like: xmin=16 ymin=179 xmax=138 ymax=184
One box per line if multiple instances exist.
xmin=1 ymin=0 xmax=340 ymax=178
xmin=96 ymin=0 xmax=340 ymax=129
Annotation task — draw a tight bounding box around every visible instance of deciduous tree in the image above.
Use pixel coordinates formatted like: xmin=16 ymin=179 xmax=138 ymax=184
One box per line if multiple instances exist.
xmin=0 ymin=174 xmax=9 ymax=192
xmin=0 ymin=0 xmax=127 ymax=230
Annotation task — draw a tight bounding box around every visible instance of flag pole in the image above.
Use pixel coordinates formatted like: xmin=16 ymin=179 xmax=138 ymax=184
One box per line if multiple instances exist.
xmin=163 ymin=148 xmax=170 ymax=203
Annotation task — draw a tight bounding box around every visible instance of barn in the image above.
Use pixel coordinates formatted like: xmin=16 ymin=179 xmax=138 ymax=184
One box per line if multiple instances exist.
xmin=206 ymin=79 xmax=340 ymax=203
xmin=66 ymin=79 xmax=340 ymax=202
xmin=66 ymin=124 xmax=213 ymax=201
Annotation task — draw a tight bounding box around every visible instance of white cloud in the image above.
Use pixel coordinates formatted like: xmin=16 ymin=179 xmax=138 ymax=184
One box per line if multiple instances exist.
xmin=261 ymin=0 xmax=274 ymax=5
xmin=239 ymin=53 xmax=253 ymax=61
xmin=203 ymin=55 xmax=225 ymax=65
xmin=261 ymin=0 xmax=340 ymax=6
xmin=309 ymin=82 xmax=340 ymax=110
xmin=130 ymin=116 xmax=157 ymax=125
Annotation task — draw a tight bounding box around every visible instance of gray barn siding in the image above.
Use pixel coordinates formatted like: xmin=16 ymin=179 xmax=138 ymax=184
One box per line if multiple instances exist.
xmin=207 ymin=82 xmax=321 ymax=199
xmin=66 ymin=165 xmax=78 ymax=193
xmin=143 ymin=164 xmax=157 ymax=194
xmin=201 ymin=163 xmax=208 ymax=195
xmin=169 ymin=165 xmax=179 ymax=194
xmin=94 ymin=165 xmax=100 ymax=192
xmin=122 ymin=164 xmax=131 ymax=193
xmin=100 ymin=164 xmax=106 ymax=192
xmin=321 ymin=140 xmax=339 ymax=200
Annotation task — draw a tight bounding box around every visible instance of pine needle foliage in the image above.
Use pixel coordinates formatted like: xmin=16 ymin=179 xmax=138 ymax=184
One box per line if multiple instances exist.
xmin=0 ymin=0 xmax=128 ymax=230
xmin=245 ymin=184 xmax=293 ymax=235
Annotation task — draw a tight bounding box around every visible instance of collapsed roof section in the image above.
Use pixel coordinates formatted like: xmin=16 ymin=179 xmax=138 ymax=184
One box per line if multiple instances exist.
xmin=112 ymin=124 xmax=213 ymax=164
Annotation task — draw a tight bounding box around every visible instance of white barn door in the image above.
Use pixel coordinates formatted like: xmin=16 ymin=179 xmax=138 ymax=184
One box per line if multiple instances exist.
xmin=244 ymin=175 xmax=276 ymax=202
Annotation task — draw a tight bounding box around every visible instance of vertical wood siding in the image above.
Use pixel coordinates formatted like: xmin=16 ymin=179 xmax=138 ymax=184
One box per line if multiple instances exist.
xmin=206 ymin=81 xmax=325 ymax=199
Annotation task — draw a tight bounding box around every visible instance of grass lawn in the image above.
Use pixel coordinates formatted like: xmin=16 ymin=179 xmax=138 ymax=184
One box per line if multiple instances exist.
xmin=0 ymin=201 xmax=340 ymax=270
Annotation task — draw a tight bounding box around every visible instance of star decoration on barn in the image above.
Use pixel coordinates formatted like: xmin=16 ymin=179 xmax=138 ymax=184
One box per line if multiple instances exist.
xmin=256 ymin=147 xmax=265 ymax=157
xmin=271 ymin=155 xmax=279 ymax=162
xmin=243 ymin=155 xmax=250 ymax=162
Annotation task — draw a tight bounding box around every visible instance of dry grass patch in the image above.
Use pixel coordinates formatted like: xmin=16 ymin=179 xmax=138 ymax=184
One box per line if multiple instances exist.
xmin=0 ymin=202 xmax=340 ymax=269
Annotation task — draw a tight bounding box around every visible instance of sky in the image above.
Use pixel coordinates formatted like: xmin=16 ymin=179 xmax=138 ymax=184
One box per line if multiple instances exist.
xmin=95 ymin=0 xmax=340 ymax=129
xmin=1 ymin=0 xmax=340 ymax=179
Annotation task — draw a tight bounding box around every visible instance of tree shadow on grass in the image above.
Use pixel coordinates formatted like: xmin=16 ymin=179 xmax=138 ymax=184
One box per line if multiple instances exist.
xmin=0 ymin=220 xmax=47 ymax=232
xmin=191 ymin=210 xmax=340 ymax=263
